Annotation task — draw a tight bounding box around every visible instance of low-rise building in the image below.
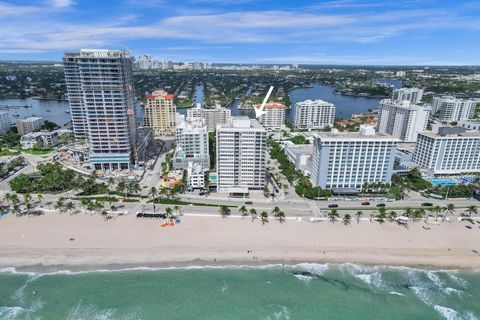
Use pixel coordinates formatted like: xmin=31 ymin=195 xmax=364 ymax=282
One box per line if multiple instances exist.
xmin=291 ymin=99 xmax=335 ymax=129
xmin=16 ymin=117 xmax=44 ymax=135
xmin=311 ymin=125 xmax=399 ymax=190
xmin=258 ymin=102 xmax=286 ymax=131
xmin=187 ymin=161 xmax=206 ymax=189
xmin=283 ymin=142 xmax=313 ymax=172
xmin=412 ymin=127 xmax=480 ymax=175
xmin=20 ymin=131 xmax=58 ymax=149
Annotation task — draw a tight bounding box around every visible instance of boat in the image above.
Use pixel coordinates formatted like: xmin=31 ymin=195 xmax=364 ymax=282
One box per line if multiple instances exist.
xmin=46 ymin=109 xmax=51 ymax=112
xmin=13 ymin=113 xmax=20 ymax=116
xmin=65 ymin=110 xmax=70 ymax=113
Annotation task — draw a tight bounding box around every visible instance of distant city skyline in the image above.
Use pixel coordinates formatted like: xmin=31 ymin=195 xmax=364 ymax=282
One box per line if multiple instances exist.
xmin=0 ymin=0 xmax=480 ymax=65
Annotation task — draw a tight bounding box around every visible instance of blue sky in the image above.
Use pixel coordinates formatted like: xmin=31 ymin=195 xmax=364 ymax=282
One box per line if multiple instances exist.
xmin=0 ymin=0 xmax=479 ymax=64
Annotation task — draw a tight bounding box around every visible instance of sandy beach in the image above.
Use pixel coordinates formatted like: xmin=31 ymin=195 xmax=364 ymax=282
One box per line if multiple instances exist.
xmin=1 ymin=212 xmax=480 ymax=271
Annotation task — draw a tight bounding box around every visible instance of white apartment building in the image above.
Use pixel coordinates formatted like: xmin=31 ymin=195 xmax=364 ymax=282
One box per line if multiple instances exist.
xmin=63 ymin=49 xmax=137 ymax=171
xmin=258 ymin=102 xmax=286 ymax=131
xmin=413 ymin=127 xmax=480 ymax=175
xmin=173 ymin=114 xmax=209 ymax=169
xmin=311 ymin=125 xmax=399 ymax=190
xmin=216 ymin=117 xmax=267 ymax=192
xmin=391 ymin=87 xmax=424 ymax=104
xmin=0 ymin=112 xmax=11 ymax=134
xmin=377 ymin=99 xmax=430 ymax=142
xmin=187 ymin=161 xmax=206 ymax=189
xmin=187 ymin=104 xmax=231 ymax=132
xmin=144 ymin=88 xmax=176 ymax=137
xmin=15 ymin=117 xmax=44 ymax=135
xmin=292 ymin=99 xmax=335 ymax=129
xmin=431 ymin=96 xmax=477 ymax=123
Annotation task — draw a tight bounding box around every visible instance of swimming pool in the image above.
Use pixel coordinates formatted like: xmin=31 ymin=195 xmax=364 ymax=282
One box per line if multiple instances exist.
xmin=430 ymin=179 xmax=458 ymax=186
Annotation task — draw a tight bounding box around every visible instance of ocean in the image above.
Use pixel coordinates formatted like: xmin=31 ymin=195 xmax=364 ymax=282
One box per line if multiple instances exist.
xmin=0 ymin=264 xmax=479 ymax=320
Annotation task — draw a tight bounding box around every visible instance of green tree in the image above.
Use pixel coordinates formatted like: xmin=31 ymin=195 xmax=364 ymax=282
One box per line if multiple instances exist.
xmin=343 ymin=214 xmax=352 ymax=226
xmin=165 ymin=207 xmax=174 ymax=219
xmin=355 ymin=210 xmax=363 ymax=224
xmin=328 ymin=209 xmax=339 ymax=223
xmin=250 ymin=208 xmax=257 ymax=221
xmin=219 ymin=205 xmax=231 ymax=218
xmin=65 ymin=201 xmax=75 ymax=215
xmin=466 ymin=205 xmax=478 ymax=217
xmin=260 ymin=211 xmax=269 ymax=225
xmin=55 ymin=197 xmax=66 ymax=213
xmin=239 ymin=206 xmax=248 ymax=219
xmin=148 ymin=187 xmax=158 ymax=213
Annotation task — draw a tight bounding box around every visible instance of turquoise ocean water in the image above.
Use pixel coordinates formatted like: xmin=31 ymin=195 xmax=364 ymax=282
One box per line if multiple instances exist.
xmin=0 ymin=264 xmax=479 ymax=320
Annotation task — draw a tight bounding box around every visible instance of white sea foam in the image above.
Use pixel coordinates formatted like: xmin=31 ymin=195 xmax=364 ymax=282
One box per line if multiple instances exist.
xmin=295 ymin=263 xmax=329 ymax=275
xmin=465 ymin=311 xmax=479 ymax=320
xmin=265 ymin=305 xmax=291 ymax=320
xmin=427 ymin=271 xmax=445 ymax=287
xmin=354 ymin=272 xmax=383 ymax=288
xmin=446 ymin=273 xmax=469 ymax=288
xmin=0 ymin=306 xmax=26 ymax=319
xmin=293 ymin=274 xmax=314 ymax=282
xmin=443 ymin=287 xmax=463 ymax=296
xmin=67 ymin=302 xmax=118 ymax=320
xmin=434 ymin=305 xmax=461 ymax=320
xmin=388 ymin=291 xmax=406 ymax=297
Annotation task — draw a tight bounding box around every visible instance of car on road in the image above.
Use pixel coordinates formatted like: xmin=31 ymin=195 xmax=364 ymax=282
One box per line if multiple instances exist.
xmin=465 ymin=225 xmax=473 ymax=229
xmin=361 ymin=201 xmax=370 ymax=206
xmin=328 ymin=204 xmax=338 ymax=208
xmin=421 ymin=202 xmax=433 ymax=207
xmin=376 ymin=203 xmax=386 ymax=207
xmin=245 ymin=201 xmax=253 ymax=205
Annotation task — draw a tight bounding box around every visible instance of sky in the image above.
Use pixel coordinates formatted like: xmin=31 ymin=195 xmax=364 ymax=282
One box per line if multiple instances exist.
xmin=0 ymin=0 xmax=479 ymax=65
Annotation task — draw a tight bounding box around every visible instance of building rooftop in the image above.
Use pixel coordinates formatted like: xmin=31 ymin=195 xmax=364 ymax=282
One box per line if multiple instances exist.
xmin=65 ymin=49 xmax=131 ymax=59
xmin=261 ymin=102 xmax=287 ymax=109
xmin=17 ymin=116 xmax=43 ymax=122
xmin=296 ymin=99 xmax=334 ymax=106
xmin=420 ymin=128 xmax=480 ymax=138
xmin=145 ymin=89 xmax=174 ymax=100
xmin=314 ymin=126 xmax=399 ymax=141
xmin=218 ymin=116 xmax=265 ymax=130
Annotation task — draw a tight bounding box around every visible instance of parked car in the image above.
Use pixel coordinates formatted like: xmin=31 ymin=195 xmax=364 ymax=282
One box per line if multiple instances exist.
xmin=376 ymin=203 xmax=386 ymax=207
xmin=328 ymin=204 xmax=339 ymax=208
xmin=422 ymin=202 xmax=433 ymax=207
xmin=361 ymin=201 xmax=370 ymax=206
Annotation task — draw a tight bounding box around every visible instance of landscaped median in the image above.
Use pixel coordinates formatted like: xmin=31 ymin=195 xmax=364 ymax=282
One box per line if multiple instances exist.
xmin=150 ymin=197 xmax=237 ymax=208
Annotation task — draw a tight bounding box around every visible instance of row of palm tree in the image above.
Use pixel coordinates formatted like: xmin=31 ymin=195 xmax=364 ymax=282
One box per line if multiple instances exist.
xmin=4 ymin=191 xmax=43 ymax=216
xmin=220 ymin=205 xmax=286 ymax=225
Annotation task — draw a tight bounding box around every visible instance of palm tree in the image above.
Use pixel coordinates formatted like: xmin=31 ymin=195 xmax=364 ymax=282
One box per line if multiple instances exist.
xmin=260 ymin=211 xmax=269 ymax=225
xmin=328 ymin=209 xmax=339 ymax=223
xmin=250 ymin=208 xmax=257 ymax=221
xmin=55 ymin=197 xmax=66 ymax=213
xmin=405 ymin=208 xmax=413 ymax=219
xmin=106 ymin=177 xmax=115 ymax=191
xmin=36 ymin=193 xmax=44 ymax=203
xmin=343 ymin=213 xmax=352 ymax=226
xmin=148 ymin=187 xmax=158 ymax=213
xmin=219 ymin=205 xmax=231 ymax=218
xmin=174 ymin=205 xmax=181 ymax=216
xmin=432 ymin=205 xmax=442 ymax=221
xmin=4 ymin=192 xmax=17 ymax=207
xmin=466 ymin=205 xmax=478 ymax=217
xmin=165 ymin=207 xmax=174 ymax=219
xmin=276 ymin=211 xmax=286 ymax=223
xmin=355 ymin=210 xmax=363 ymax=224
xmin=239 ymin=206 xmax=248 ymax=219
xmin=127 ymin=182 xmax=141 ymax=196
xmin=12 ymin=203 xmax=21 ymax=216
xmin=65 ymin=201 xmax=75 ymax=215
xmin=445 ymin=203 xmax=455 ymax=222
xmin=272 ymin=206 xmax=281 ymax=220
xmin=116 ymin=180 xmax=127 ymax=197
xmin=80 ymin=198 xmax=91 ymax=213
xmin=388 ymin=210 xmax=397 ymax=222
xmin=23 ymin=193 xmax=32 ymax=209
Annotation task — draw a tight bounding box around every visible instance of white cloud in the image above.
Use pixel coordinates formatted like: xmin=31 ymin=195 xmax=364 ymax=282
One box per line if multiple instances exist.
xmin=48 ymin=0 xmax=75 ymax=8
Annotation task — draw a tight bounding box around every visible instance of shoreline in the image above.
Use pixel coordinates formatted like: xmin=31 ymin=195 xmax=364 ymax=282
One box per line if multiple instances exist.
xmin=1 ymin=212 xmax=480 ymax=272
